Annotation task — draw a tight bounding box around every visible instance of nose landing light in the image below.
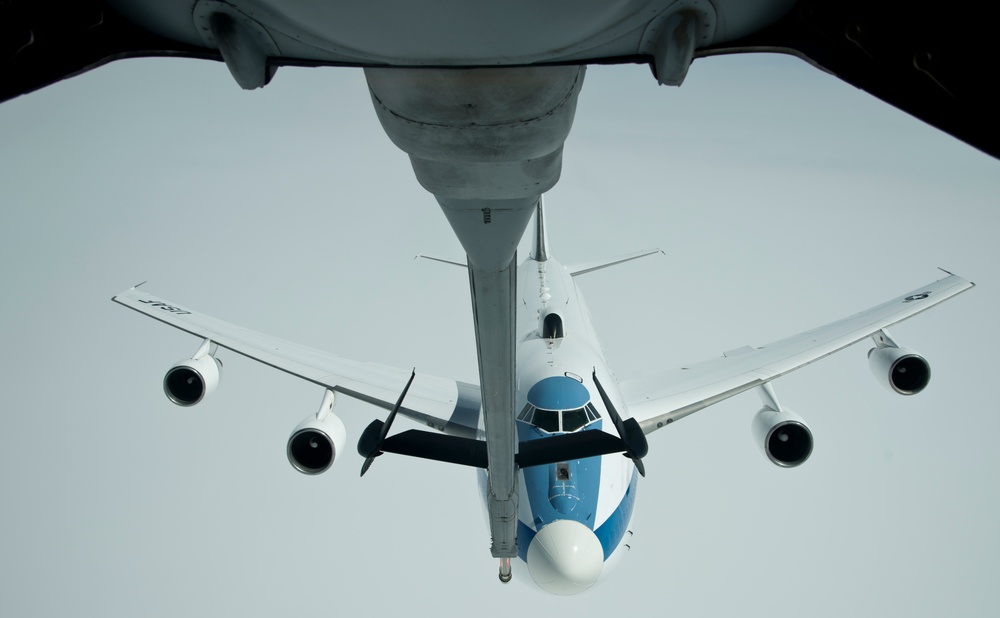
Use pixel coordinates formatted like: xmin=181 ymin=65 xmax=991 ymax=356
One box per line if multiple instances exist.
xmin=526 ymin=520 xmax=603 ymax=594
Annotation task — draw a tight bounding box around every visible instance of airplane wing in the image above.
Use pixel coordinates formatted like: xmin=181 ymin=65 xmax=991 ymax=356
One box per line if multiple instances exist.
xmin=112 ymin=288 xmax=482 ymax=437
xmin=621 ymin=273 xmax=974 ymax=434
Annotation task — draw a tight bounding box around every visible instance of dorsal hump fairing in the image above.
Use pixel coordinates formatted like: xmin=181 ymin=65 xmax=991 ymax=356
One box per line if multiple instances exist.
xmin=530 ymin=197 xmax=550 ymax=262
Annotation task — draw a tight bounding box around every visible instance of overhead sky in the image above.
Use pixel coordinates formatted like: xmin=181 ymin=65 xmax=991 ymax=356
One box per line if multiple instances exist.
xmin=1 ymin=52 xmax=998 ymax=616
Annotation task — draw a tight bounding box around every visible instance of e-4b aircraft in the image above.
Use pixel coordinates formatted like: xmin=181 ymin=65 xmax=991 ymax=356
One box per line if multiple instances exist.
xmin=113 ymin=203 xmax=973 ymax=594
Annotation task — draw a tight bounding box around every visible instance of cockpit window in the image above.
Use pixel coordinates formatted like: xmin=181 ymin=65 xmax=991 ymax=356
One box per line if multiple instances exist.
xmin=561 ymin=407 xmax=589 ymax=432
xmin=517 ymin=402 xmax=601 ymax=433
xmin=520 ymin=376 xmax=603 ymax=433
xmin=517 ymin=403 xmax=534 ymax=423
xmin=533 ymin=409 xmax=560 ymax=433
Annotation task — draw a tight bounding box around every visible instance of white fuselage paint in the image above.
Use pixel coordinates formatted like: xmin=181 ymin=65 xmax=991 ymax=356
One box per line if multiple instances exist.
xmin=479 ymin=253 xmax=638 ymax=591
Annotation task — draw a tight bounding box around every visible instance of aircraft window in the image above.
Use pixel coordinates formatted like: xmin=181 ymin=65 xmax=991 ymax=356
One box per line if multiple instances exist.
xmin=562 ymin=407 xmax=589 ymax=432
xmin=517 ymin=403 xmax=535 ymax=423
xmin=533 ymin=409 xmax=560 ymax=433
xmin=520 ymin=401 xmax=600 ymax=433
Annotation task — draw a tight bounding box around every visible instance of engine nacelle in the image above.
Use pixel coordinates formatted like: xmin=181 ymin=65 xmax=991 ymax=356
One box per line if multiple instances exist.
xmin=163 ymin=354 xmax=221 ymax=406
xmin=287 ymin=412 xmax=347 ymax=475
xmin=868 ymin=346 xmax=931 ymax=395
xmin=751 ymin=406 xmax=813 ymax=468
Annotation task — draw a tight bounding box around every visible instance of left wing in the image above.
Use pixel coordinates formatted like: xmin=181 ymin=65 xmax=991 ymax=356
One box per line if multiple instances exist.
xmin=113 ymin=288 xmax=481 ymax=437
xmin=622 ymin=273 xmax=974 ymax=434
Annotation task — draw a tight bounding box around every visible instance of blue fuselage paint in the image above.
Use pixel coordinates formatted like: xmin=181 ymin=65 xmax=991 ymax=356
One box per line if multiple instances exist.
xmin=515 ymin=420 xmax=605 ymax=560
xmin=527 ymin=376 xmax=591 ymax=411
xmin=497 ymin=254 xmax=640 ymax=577
xmin=593 ymin=468 xmax=638 ymax=559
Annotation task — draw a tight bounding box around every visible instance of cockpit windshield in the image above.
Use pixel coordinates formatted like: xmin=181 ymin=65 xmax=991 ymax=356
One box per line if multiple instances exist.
xmin=518 ymin=375 xmax=602 ymax=433
xmin=517 ymin=402 xmax=601 ymax=433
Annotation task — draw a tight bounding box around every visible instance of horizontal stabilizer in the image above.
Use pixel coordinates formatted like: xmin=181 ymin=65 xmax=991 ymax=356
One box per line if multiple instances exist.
xmin=415 ymin=254 xmax=467 ymax=268
xmin=568 ymin=249 xmax=663 ymax=276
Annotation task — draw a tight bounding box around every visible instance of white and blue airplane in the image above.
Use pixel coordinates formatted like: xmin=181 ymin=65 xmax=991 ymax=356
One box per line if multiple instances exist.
xmin=113 ymin=202 xmax=973 ymax=594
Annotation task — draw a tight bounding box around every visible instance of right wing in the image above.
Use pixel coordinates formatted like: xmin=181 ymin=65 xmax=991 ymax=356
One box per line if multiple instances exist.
xmin=621 ymin=273 xmax=974 ymax=434
xmin=113 ymin=288 xmax=482 ymax=437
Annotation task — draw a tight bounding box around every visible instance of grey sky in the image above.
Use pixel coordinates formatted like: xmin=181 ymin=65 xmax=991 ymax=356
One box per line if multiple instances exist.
xmin=1 ymin=53 xmax=998 ymax=616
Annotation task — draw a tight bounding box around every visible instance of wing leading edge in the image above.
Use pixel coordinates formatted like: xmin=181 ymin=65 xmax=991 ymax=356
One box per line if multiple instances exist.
xmin=112 ymin=288 xmax=482 ymax=438
xmin=622 ymin=273 xmax=974 ymax=434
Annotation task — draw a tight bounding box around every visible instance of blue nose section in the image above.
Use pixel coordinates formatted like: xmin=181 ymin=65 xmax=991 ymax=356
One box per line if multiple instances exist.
xmin=549 ymin=461 xmax=581 ymax=514
xmin=527 ymin=376 xmax=590 ymax=411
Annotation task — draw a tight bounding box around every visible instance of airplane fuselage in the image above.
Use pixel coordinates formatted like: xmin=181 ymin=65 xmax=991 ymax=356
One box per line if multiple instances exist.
xmin=479 ymin=254 xmax=638 ymax=594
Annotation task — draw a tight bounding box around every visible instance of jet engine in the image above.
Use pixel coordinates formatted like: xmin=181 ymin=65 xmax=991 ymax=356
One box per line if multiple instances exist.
xmin=287 ymin=390 xmax=347 ymax=475
xmin=751 ymin=406 xmax=813 ymax=468
xmin=868 ymin=345 xmax=931 ymax=395
xmin=163 ymin=352 xmax=222 ymax=406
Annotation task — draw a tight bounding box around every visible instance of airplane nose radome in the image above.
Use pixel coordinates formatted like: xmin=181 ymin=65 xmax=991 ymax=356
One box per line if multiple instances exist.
xmin=526 ymin=520 xmax=603 ymax=595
